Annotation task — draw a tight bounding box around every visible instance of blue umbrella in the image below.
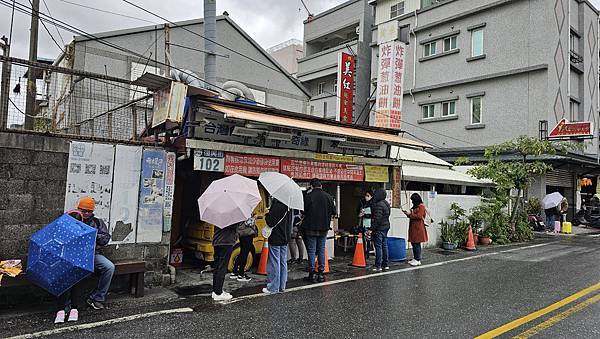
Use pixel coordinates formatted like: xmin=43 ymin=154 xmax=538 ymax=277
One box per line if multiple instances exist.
xmin=26 ymin=213 xmax=97 ymax=296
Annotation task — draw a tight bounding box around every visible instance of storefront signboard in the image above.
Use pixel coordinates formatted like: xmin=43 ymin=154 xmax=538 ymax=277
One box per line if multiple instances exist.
xmin=549 ymin=118 xmax=593 ymax=139
xmin=364 ymin=165 xmax=389 ymax=182
xmin=280 ymin=159 xmax=364 ymax=181
xmin=163 ymin=152 xmax=176 ymax=232
xmin=374 ymin=40 xmax=405 ymax=130
xmin=314 ymin=153 xmax=355 ymax=163
xmin=224 ymin=153 xmax=280 ymax=177
xmin=194 ymin=149 xmax=225 ymax=172
xmin=336 ymin=52 xmax=355 ymax=124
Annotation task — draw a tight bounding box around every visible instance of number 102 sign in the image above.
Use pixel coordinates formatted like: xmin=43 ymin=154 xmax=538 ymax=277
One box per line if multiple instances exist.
xmin=193 ymin=149 xmax=225 ymax=172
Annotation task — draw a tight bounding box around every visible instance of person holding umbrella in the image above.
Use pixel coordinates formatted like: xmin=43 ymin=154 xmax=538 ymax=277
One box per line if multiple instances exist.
xmin=76 ymin=197 xmax=114 ymax=311
xmin=263 ymin=197 xmax=293 ymax=294
xmin=542 ymin=192 xmax=564 ymax=233
xmin=198 ymin=174 xmax=262 ymax=301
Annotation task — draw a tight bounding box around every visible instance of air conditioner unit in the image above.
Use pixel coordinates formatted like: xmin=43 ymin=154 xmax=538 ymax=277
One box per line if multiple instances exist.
xmin=266 ymin=131 xmax=293 ymax=142
xmin=232 ymin=126 xmax=260 ymax=137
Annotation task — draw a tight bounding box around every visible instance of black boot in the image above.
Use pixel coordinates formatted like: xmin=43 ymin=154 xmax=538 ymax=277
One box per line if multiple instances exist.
xmin=303 ymin=272 xmax=315 ymax=282
xmin=317 ymin=272 xmax=325 ymax=283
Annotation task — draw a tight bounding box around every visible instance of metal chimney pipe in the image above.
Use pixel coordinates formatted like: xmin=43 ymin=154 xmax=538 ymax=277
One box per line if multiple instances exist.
xmin=203 ymin=0 xmax=217 ymax=90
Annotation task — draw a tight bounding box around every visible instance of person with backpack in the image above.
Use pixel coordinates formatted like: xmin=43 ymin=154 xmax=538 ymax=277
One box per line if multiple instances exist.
xmin=403 ymin=193 xmax=428 ymax=266
xmin=369 ymin=189 xmax=391 ymax=272
xmin=263 ymin=198 xmax=293 ymax=294
xmin=231 ymin=214 xmax=257 ymax=282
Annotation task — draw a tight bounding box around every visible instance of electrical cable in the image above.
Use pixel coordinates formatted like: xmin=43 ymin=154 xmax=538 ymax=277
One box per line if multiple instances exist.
xmin=27 ymin=0 xmax=65 ymax=53
xmin=8 ymin=0 xmax=16 ymax=45
xmin=58 ymin=0 xmax=158 ymax=24
xmin=42 ymin=0 xmax=65 ymax=46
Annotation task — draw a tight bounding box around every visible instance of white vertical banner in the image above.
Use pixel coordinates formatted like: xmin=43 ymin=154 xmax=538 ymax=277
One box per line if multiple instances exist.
xmin=163 ymin=152 xmax=176 ymax=232
xmin=109 ymin=145 xmax=142 ymax=244
xmin=64 ymin=142 xmax=115 ymax=223
xmin=374 ymin=40 xmax=406 ymax=130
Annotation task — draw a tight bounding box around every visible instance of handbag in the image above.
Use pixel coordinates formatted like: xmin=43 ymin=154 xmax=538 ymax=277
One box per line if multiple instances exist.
xmin=424 ymin=207 xmax=434 ymax=227
xmin=238 ymin=218 xmax=258 ymax=237
xmin=262 ymin=209 xmax=290 ymax=239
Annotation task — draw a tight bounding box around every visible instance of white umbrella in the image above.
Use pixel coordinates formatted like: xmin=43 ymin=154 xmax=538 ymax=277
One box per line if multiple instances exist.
xmin=258 ymin=172 xmax=304 ymax=211
xmin=541 ymin=192 xmax=564 ymax=210
xmin=198 ymin=174 xmax=262 ymax=228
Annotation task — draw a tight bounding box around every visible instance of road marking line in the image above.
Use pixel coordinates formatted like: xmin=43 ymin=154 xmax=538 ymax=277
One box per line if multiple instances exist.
xmin=6 ymin=307 xmax=194 ymax=339
xmin=513 ymin=293 xmax=600 ymax=339
xmin=475 ymin=282 xmax=600 ymax=339
xmin=220 ymin=242 xmax=555 ymax=305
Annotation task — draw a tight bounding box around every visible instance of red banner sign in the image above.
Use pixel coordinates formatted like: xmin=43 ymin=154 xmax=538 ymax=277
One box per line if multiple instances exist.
xmin=224 ymin=153 xmax=280 ymax=177
xmin=280 ymin=159 xmax=364 ymax=181
xmin=549 ymin=119 xmax=593 ymax=138
xmin=336 ymin=52 xmax=355 ymax=124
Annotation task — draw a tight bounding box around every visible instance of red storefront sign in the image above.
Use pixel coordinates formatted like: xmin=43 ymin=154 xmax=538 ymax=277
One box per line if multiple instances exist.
xmin=224 ymin=153 xmax=280 ymax=176
xmin=280 ymin=159 xmax=364 ymax=181
xmin=549 ymin=118 xmax=593 ymax=138
xmin=336 ymin=52 xmax=355 ymax=124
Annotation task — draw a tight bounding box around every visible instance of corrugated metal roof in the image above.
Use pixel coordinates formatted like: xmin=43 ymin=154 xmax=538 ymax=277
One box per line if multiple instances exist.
xmin=402 ymin=163 xmax=490 ymax=186
xmin=205 ymin=103 xmax=429 ymax=148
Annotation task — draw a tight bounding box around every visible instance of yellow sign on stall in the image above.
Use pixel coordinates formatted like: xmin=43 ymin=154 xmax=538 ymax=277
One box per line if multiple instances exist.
xmin=364 ymin=165 xmax=389 ymax=182
xmin=314 ymin=153 xmax=355 ymax=163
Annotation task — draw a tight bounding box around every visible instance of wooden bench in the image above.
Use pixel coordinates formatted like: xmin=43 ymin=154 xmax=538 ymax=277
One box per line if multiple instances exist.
xmin=114 ymin=260 xmax=146 ymax=298
xmin=1 ymin=260 xmax=146 ymax=298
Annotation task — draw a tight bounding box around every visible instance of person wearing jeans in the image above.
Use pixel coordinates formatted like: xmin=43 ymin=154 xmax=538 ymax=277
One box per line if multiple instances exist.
xmin=301 ymin=179 xmax=335 ymax=283
xmin=305 ymin=235 xmax=326 ymax=274
xmin=403 ymin=193 xmax=428 ymax=266
xmin=76 ymin=197 xmax=114 ymax=311
xmin=263 ymin=198 xmax=292 ymax=294
xmin=369 ymin=189 xmax=391 ymax=271
xmin=372 ymin=229 xmax=389 ymax=270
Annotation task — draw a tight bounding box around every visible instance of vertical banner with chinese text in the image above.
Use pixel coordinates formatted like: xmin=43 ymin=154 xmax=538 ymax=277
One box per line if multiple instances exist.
xmin=163 ymin=152 xmax=176 ymax=232
xmin=336 ymin=52 xmax=355 ymax=124
xmin=375 ymin=40 xmax=406 ymax=130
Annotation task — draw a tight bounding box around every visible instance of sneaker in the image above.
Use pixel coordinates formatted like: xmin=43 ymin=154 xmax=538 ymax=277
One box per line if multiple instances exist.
xmin=229 ymin=274 xmax=240 ymax=280
xmin=303 ymin=273 xmax=316 ymax=283
xmin=67 ymin=309 xmax=79 ymax=322
xmin=383 ymin=266 xmax=390 ymax=271
xmin=372 ymin=267 xmax=382 ymax=272
xmin=237 ymin=274 xmax=252 ymax=282
xmin=212 ymin=292 xmax=233 ymax=301
xmin=317 ymin=273 xmax=325 ymax=283
xmin=54 ymin=310 xmax=65 ymax=324
xmin=408 ymin=260 xmax=422 ymax=266
xmin=86 ymin=298 xmax=104 ymax=310
xmin=262 ymin=287 xmax=275 ymax=295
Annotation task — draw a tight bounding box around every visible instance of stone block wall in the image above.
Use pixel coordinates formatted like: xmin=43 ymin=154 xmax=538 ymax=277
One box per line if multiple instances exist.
xmin=0 ymin=131 xmax=170 ymax=306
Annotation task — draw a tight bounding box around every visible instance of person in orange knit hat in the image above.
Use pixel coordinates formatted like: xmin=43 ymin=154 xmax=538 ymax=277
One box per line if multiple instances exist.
xmin=76 ymin=196 xmax=114 ymax=311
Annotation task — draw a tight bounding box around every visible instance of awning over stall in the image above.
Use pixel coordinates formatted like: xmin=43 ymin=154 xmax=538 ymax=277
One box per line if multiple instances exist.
xmin=401 ymin=163 xmax=489 ymax=187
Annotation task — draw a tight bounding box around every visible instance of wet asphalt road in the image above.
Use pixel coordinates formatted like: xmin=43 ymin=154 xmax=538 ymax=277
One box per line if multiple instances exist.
xmin=4 ymin=235 xmax=600 ymax=338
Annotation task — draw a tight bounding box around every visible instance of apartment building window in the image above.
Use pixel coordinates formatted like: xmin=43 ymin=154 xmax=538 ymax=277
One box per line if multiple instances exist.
xmin=423 ymin=42 xmax=437 ymax=57
xmin=324 ymin=102 xmax=328 ymax=118
xmin=570 ymin=33 xmax=579 ymax=54
xmin=442 ymin=101 xmax=456 ymax=116
xmin=443 ymin=36 xmax=457 ymax=52
xmin=390 ymin=1 xmax=405 ymax=19
xmin=333 ymin=78 xmax=338 ymax=94
xmin=471 ymin=29 xmax=484 ymax=57
xmin=422 ymin=104 xmax=435 ymax=119
xmin=317 ymin=82 xmax=325 ymax=95
xmin=399 ymin=25 xmax=410 ymax=44
xmin=470 ymin=97 xmax=482 ymax=124
xmin=570 ymin=100 xmax=580 ymax=121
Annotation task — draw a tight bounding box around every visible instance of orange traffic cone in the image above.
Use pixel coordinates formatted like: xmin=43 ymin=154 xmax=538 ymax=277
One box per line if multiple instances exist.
xmin=314 ymin=247 xmax=331 ymax=273
xmin=465 ymin=224 xmax=477 ymax=251
xmin=256 ymin=239 xmax=269 ymax=275
xmin=351 ymin=233 xmax=367 ymax=268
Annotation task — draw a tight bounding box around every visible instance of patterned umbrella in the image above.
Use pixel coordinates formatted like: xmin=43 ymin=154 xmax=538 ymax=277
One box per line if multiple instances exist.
xmin=26 ymin=213 xmax=96 ymax=296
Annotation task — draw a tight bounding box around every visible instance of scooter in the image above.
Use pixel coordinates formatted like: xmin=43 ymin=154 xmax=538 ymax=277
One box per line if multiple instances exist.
xmin=528 ymin=214 xmax=546 ymax=231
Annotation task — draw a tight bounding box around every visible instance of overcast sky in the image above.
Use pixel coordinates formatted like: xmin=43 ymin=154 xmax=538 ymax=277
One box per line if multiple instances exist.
xmin=2 ymin=0 xmax=600 ymax=60
xmin=0 ymin=0 xmax=347 ymax=60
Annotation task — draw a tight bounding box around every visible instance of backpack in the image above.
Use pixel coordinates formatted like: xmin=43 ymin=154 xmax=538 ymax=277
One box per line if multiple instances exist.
xmin=237 ymin=217 xmax=258 ymax=238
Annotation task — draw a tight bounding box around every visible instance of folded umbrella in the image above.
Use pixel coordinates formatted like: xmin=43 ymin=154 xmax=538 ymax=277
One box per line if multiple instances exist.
xmin=26 ymin=213 xmax=97 ymax=296
xmin=541 ymin=192 xmax=564 ymax=210
xmin=198 ymin=174 xmax=262 ymax=228
xmin=258 ymin=172 xmax=304 ymax=211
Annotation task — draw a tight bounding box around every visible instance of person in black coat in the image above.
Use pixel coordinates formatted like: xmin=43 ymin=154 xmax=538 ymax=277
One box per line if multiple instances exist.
xmin=302 ymin=179 xmax=335 ymax=283
xmin=369 ymin=189 xmax=391 ymax=271
xmin=263 ymin=198 xmax=293 ymax=294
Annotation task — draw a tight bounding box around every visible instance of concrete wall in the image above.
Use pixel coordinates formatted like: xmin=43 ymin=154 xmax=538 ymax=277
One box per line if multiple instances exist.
xmin=0 ymin=131 xmax=170 ymax=296
xmin=388 ymin=190 xmax=482 ymax=248
xmin=370 ymin=0 xmax=599 ymax=153
xmin=268 ymin=43 xmax=303 ymax=76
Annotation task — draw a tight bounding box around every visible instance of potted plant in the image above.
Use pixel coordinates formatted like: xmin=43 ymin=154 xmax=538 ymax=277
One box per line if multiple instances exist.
xmin=440 ymin=220 xmax=457 ymax=250
xmin=479 ymin=228 xmax=493 ymax=245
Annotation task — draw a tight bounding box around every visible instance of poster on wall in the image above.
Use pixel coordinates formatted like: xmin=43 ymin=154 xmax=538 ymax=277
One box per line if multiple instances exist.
xmin=137 ymin=148 xmax=166 ymax=243
xmin=109 ymin=145 xmax=142 ymax=244
xmin=64 ymin=142 xmax=115 ymax=223
xmin=163 ymin=152 xmax=176 ymax=232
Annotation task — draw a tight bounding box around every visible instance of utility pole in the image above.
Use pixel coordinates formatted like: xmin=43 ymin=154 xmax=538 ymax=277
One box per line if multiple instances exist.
xmin=203 ymin=0 xmax=217 ymax=90
xmin=24 ymin=0 xmax=40 ymax=130
xmin=0 ymin=36 xmax=10 ymax=129
xmin=164 ymin=24 xmax=170 ymax=77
